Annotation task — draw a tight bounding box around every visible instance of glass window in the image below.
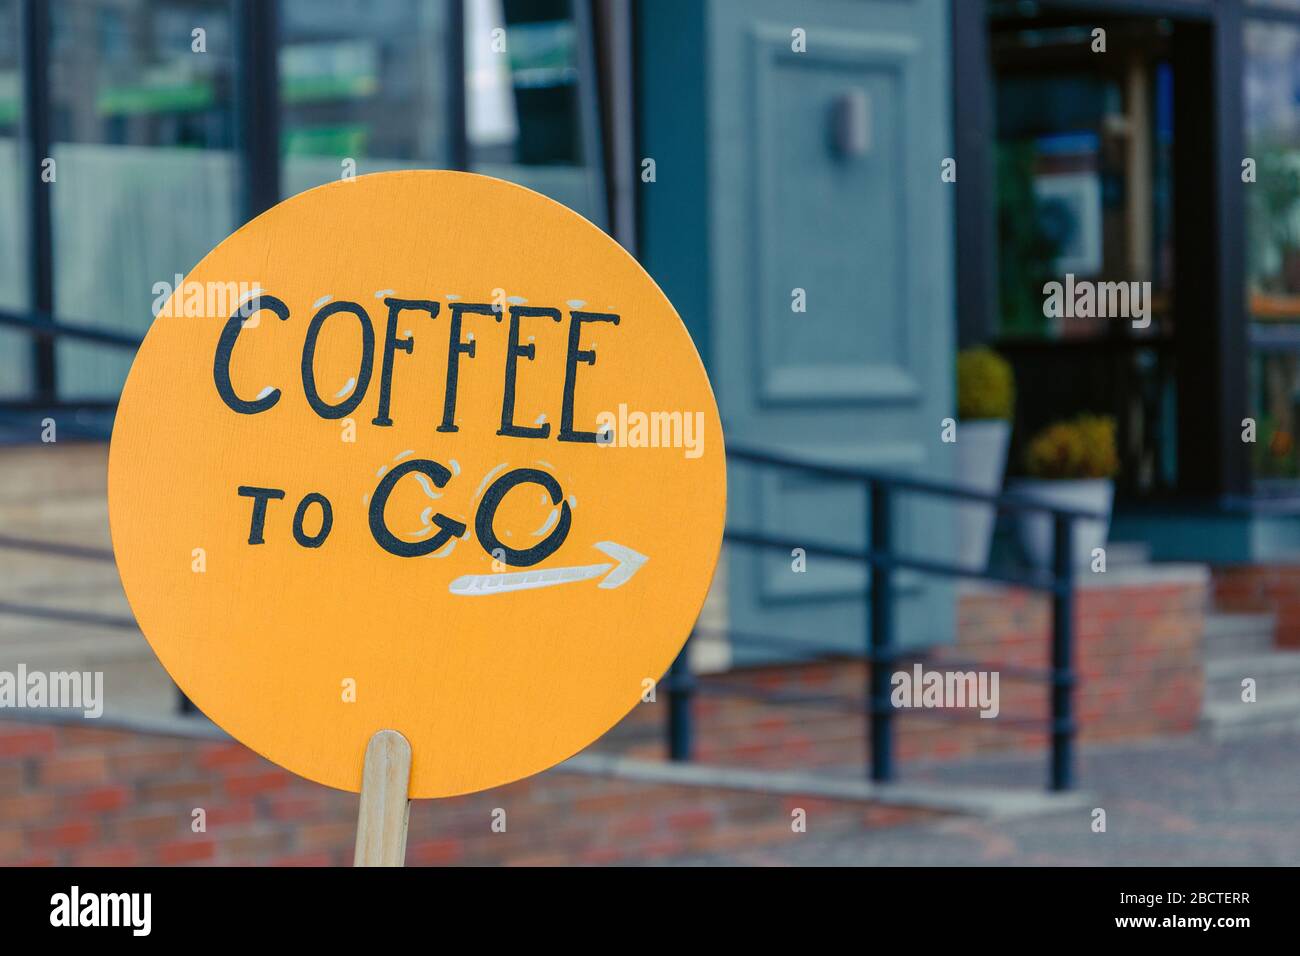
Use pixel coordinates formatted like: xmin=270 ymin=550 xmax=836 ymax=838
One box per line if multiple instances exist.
xmin=6 ymin=0 xmax=607 ymax=406
xmin=47 ymin=0 xmax=240 ymax=402
xmin=992 ymin=41 xmax=1174 ymax=341
xmin=278 ymin=0 xmax=604 ymax=225
xmin=278 ymin=0 xmax=454 ymax=196
xmin=0 ymin=0 xmax=30 ymax=399
xmin=468 ymin=0 xmax=603 ymax=224
xmin=988 ymin=16 xmax=1178 ymax=498
xmin=1245 ymin=18 xmax=1300 ymax=486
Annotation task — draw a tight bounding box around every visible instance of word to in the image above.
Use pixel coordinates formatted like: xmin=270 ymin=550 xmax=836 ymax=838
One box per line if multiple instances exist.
xmin=239 ymin=462 xmax=574 ymax=567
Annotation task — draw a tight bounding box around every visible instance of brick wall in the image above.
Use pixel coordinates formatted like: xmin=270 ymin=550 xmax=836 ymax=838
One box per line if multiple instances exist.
xmin=1213 ymin=564 xmax=1300 ymax=647
xmin=599 ymin=572 xmax=1207 ymax=769
xmin=953 ymin=576 xmax=1204 ymax=743
xmin=0 ymin=720 xmax=939 ymax=866
xmin=0 ymin=571 xmax=1205 ymax=866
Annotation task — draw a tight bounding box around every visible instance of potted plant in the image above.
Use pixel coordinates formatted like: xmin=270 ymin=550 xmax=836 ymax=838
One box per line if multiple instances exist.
xmin=1008 ymin=414 xmax=1118 ymax=569
xmin=954 ymin=347 xmax=1014 ymax=571
xmin=1254 ymin=151 xmax=1300 ymax=293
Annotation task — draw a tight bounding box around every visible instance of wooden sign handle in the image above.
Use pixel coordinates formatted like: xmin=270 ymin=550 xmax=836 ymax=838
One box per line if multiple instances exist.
xmin=353 ymin=730 xmax=412 ymax=867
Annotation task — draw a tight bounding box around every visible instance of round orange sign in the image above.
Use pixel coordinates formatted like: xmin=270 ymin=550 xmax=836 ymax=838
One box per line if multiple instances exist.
xmin=109 ymin=171 xmax=725 ymax=797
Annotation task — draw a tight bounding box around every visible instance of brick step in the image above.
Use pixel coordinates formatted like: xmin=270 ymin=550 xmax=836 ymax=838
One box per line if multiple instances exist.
xmin=0 ymin=627 xmax=151 ymax=663
xmin=0 ymin=630 xmax=177 ymax=718
xmin=1202 ymin=612 xmax=1276 ymax=657
xmin=0 ymin=580 xmax=129 ymax=610
xmin=1205 ymin=651 xmax=1300 ymax=704
xmin=1103 ymin=540 xmax=1151 ymax=568
xmin=1200 ymin=691 xmax=1300 ymax=741
xmin=0 ymin=616 xmax=175 ymax=707
xmin=0 ymin=502 xmax=112 ymax=538
xmin=0 ymin=608 xmax=135 ymax=647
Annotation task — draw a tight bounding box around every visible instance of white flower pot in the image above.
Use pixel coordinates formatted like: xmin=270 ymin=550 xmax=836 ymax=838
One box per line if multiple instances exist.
xmin=953 ymin=419 xmax=1010 ymax=571
xmin=1007 ymin=478 xmax=1114 ymax=570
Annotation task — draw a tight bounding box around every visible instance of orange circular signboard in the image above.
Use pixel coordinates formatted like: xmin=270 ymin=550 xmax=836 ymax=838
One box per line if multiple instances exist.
xmin=109 ymin=171 xmax=725 ymax=797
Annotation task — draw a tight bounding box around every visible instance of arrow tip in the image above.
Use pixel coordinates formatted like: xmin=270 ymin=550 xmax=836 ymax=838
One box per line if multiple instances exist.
xmin=593 ymin=541 xmax=648 ymax=589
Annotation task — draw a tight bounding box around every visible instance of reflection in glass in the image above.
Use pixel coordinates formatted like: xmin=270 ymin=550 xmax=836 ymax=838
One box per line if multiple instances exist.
xmin=278 ymin=0 xmax=603 ymax=223
xmin=470 ymin=0 xmax=601 ymax=223
xmin=278 ymin=0 xmax=453 ymax=196
xmin=0 ymin=0 xmax=30 ymax=399
xmin=989 ymin=16 xmax=1178 ymax=497
xmin=1246 ymin=20 xmax=1300 ymax=484
xmin=48 ymin=0 xmax=239 ymax=401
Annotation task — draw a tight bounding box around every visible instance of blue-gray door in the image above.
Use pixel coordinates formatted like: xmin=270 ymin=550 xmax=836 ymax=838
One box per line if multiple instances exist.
xmin=639 ymin=0 xmax=956 ymax=663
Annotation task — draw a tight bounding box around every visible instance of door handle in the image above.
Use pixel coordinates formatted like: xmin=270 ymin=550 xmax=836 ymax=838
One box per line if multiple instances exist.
xmin=833 ymin=88 xmax=871 ymax=159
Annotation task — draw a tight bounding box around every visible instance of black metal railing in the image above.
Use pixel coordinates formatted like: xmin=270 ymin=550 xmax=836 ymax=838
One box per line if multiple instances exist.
xmin=0 ymin=308 xmax=149 ymax=351
xmin=0 ymin=311 xmax=1096 ymax=790
xmin=665 ymin=444 xmax=1104 ymax=793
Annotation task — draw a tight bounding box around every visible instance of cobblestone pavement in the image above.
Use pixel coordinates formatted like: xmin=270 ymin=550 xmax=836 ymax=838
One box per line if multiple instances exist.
xmin=663 ymin=731 xmax=1300 ymax=866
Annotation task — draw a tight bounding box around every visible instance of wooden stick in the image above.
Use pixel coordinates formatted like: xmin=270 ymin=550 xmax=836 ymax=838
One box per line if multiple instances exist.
xmin=353 ymin=729 xmax=412 ymax=867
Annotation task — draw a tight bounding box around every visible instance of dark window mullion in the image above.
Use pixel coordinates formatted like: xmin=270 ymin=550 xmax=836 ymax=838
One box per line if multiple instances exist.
xmin=447 ymin=0 xmax=468 ymax=172
xmin=592 ymin=0 xmax=636 ymax=251
xmin=19 ymin=0 xmax=54 ymax=402
xmin=235 ymin=0 xmax=281 ymax=221
xmin=572 ymin=0 xmax=609 ymax=233
xmin=1214 ymin=0 xmax=1249 ymax=496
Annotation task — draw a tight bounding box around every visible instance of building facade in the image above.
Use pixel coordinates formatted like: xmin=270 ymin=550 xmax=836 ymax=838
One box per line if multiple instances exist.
xmin=5 ymin=0 xmax=1300 ymax=651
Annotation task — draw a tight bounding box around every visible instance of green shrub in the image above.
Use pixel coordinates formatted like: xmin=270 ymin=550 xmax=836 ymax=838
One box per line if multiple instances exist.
xmin=957 ymin=347 xmax=1014 ymax=421
xmin=1024 ymin=415 xmax=1119 ymax=480
xmin=1252 ymin=415 xmax=1298 ymax=479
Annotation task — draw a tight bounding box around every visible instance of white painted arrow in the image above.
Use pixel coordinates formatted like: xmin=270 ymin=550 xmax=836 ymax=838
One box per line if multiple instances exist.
xmin=448 ymin=541 xmax=648 ymax=596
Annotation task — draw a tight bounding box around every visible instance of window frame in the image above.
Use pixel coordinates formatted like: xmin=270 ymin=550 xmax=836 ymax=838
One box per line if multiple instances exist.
xmin=0 ymin=0 xmax=617 ymax=426
xmin=957 ymin=0 xmax=1257 ymax=500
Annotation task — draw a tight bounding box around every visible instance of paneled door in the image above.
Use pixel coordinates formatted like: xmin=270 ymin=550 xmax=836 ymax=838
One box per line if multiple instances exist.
xmin=640 ymin=0 xmax=957 ymax=663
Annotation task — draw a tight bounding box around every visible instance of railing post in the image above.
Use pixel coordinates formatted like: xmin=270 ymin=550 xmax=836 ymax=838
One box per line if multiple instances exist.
xmin=20 ymin=0 xmax=56 ymax=401
xmin=869 ymin=482 xmax=894 ymax=783
xmin=667 ymin=637 xmax=694 ymax=761
xmin=1050 ymin=512 xmax=1076 ymax=791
